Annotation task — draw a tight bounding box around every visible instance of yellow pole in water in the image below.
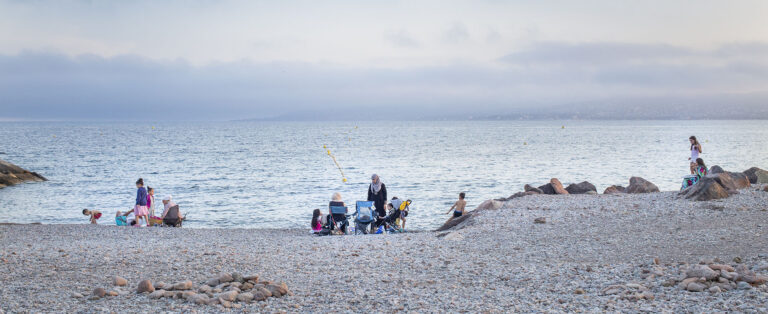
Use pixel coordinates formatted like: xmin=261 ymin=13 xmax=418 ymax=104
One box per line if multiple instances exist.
xmin=323 ymin=145 xmax=348 ymax=183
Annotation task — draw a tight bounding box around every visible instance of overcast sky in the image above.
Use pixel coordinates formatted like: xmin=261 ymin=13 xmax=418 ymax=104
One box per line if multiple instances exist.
xmin=1 ymin=0 xmax=767 ymax=120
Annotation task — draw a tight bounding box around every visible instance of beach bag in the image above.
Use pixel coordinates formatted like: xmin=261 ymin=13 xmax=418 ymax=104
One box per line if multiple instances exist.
xmin=115 ymin=216 xmax=128 ymax=226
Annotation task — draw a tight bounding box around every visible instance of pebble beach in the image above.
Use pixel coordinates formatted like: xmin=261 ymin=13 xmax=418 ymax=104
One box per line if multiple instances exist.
xmin=1 ymin=187 xmax=768 ymax=313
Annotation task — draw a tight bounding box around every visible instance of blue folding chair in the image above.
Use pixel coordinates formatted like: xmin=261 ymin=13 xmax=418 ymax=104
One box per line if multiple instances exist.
xmin=353 ymin=201 xmax=375 ymax=235
xmin=329 ymin=206 xmax=349 ymax=234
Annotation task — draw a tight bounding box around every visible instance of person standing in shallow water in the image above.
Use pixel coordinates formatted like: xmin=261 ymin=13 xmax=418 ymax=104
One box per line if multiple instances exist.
xmin=367 ymin=174 xmax=387 ymax=231
xmin=689 ymin=136 xmax=703 ymax=174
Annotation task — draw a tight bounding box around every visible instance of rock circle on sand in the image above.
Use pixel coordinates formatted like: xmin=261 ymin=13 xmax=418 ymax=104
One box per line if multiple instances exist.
xmin=626 ymin=177 xmax=659 ymax=193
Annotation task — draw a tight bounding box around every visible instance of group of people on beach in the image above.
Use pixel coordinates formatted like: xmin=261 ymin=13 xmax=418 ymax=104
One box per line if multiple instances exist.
xmin=310 ymin=174 xmax=468 ymax=234
xmin=82 ymin=178 xmax=183 ymax=227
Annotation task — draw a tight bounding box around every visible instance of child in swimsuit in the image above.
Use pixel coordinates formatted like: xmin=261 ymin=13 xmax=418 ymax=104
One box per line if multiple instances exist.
xmin=446 ymin=192 xmax=467 ymax=218
xmin=82 ymin=209 xmax=102 ymax=224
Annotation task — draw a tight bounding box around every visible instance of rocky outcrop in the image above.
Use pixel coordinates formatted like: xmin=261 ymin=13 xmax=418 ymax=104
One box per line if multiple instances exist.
xmin=626 ymin=177 xmax=659 ymax=193
xmin=0 ymin=159 xmax=46 ymax=188
xmin=436 ymin=199 xmax=502 ymax=231
xmin=565 ymin=181 xmax=597 ymax=194
xmin=743 ymin=167 xmax=768 ymax=184
xmin=603 ymin=185 xmax=626 ymax=194
xmin=680 ymin=171 xmax=751 ymax=201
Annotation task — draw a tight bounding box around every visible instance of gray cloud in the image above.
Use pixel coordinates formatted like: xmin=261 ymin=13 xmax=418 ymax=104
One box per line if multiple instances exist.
xmin=384 ymin=30 xmax=420 ymax=48
xmin=1 ymin=41 xmax=768 ymax=120
xmin=442 ymin=22 xmax=470 ymax=44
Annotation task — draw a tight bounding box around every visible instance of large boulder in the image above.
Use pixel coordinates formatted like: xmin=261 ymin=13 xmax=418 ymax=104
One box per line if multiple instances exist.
xmin=724 ymin=172 xmax=751 ymax=189
xmin=524 ymin=184 xmax=543 ymax=194
xmin=537 ymin=183 xmax=556 ymax=195
xmin=679 ymin=176 xmax=730 ymax=201
xmin=603 ymin=185 xmax=626 ymax=194
xmin=565 ymin=181 xmax=597 ymax=194
xmin=710 ymin=165 xmax=724 ymax=174
xmin=626 ymin=177 xmax=660 ymax=193
xmin=0 ymin=159 xmax=47 ymax=188
xmin=743 ymin=167 xmax=768 ymax=184
xmin=550 ymin=178 xmax=569 ymax=195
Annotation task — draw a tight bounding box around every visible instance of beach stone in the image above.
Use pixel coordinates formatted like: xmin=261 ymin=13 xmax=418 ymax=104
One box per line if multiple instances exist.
xmin=205 ymin=278 xmax=219 ymax=287
xmin=107 ymin=290 xmax=118 ymax=297
xmin=217 ymin=290 xmax=238 ymax=302
xmin=626 ymin=177 xmax=659 ymax=193
xmin=737 ymin=281 xmax=752 ymax=290
xmin=244 ymin=275 xmax=259 ymax=282
xmin=476 ymin=199 xmax=503 ymax=211
xmin=574 ymin=288 xmax=585 ymax=294
xmin=708 ymin=286 xmax=722 ymax=293
xmin=743 ymin=167 xmax=768 ymax=184
xmin=163 ymin=290 xmax=175 ymax=298
xmin=192 ymin=294 xmax=210 ymax=305
xmin=709 ymin=264 xmax=735 ymax=272
xmin=725 ymin=171 xmax=751 ymax=189
xmin=182 ymin=291 xmax=197 ymax=299
xmin=92 ymin=288 xmax=106 ymax=298
xmin=256 ymin=287 xmax=272 ymax=298
xmin=87 ymin=295 xmax=100 ymax=301
xmin=524 ymin=184 xmax=543 ymax=194
xmin=71 ymin=292 xmax=84 ymax=298
xmin=764 ymin=186 xmax=768 ymax=192
xmin=686 ymin=282 xmax=706 ymax=292
xmin=534 ymin=217 xmax=546 ymax=224
xmin=232 ymin=272 xmax=244 ymax=283
xmin=686 ymin=265 xmax=718 ymax=280
xmin=603 ymin=185 xmax=626 ymax=194
xmin=218 ymin=273 xmax=234 ymax=283
xmin=237 ymin=292 xmax=254 ymax=302
xmin=198 ymin=285 xmax=212 ymax=293
xmin=241 ymin=282 xmax=254 ymax=290
xmin=154 ymin=282 xmax=167 ymax=289
xmin=252 ymin=291 xmax=268 ymax=301
xmin=219 ymin=298 xmax=233 ymax=308
xmin=173 ymin=280 xmax=193 ymax=290
xmin=137 ymin=279 xmax=154 ymax=293
xmin=550 ymin=178 xmax=569 ymax=194
xmin=565 ymin=181 xmax=596 ymax=194
xmin=112 ymin=276 xmax=127 ymax=287
xmin=710 ymin=165 xmax=725 ymax=174
xmin=149 ymin=290 xmax=165 ymax=299
xmin=680 ymin=175 xmax=729 ymax=201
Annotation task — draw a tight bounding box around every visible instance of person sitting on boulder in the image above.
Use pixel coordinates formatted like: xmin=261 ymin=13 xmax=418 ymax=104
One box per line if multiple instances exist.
xmin=446 ymin=192 xmax=467 ymax=219
xmin=694 ymin=158 xmax=708 ymax=179
xmin=161 ymin=195 xmax=183 ymax=227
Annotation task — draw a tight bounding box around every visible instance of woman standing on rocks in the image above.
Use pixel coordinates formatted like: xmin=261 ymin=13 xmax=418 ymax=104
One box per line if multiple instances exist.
xmin=689 ymin=136 xmax=703 ymax=174
xmin=367 ymin=174 xmax=387 ymax=232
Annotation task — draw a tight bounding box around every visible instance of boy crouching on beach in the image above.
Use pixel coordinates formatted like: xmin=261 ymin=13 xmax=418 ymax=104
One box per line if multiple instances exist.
xmin=82 ymin=209 xmax=102 ymax=224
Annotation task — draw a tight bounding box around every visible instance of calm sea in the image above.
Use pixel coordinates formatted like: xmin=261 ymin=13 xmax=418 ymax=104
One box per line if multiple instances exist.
xmin=1 ymin=120 xmax=766 ymax=229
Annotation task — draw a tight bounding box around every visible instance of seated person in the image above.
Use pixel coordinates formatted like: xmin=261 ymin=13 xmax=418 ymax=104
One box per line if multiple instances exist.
xmin=115 ymin=211 xmax=128 ymax=226
xmin=694 ymin=158 xmax=708 ymax=178
xmin=161 ymin=195 xmax=183 ymax=227
xmin=311 ymin=209 xmax=326 ymax=233
xmin=328 ymin=192 xmax=348 ymax=233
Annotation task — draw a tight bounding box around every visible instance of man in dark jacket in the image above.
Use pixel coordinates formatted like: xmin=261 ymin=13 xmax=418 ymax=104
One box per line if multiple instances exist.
xmin=367 ymin=174 xmax=387 ymax=232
